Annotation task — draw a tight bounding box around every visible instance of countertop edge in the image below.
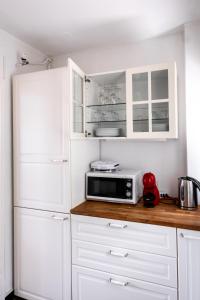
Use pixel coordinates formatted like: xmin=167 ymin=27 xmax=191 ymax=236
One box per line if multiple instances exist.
xmin=70 ymin=200 xmax=200 ymax=231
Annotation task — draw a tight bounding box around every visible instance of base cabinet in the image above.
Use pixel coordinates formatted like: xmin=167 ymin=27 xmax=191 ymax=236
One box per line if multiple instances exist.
xmin=72 ymin=240 xmax=177 ymax=287
xmin=14 ymin=208 xmax=71 ymax=300
xmin=72 ymin=215 xmax=177 ymax=300
xmin=178 ymin=229 xmax=200 ymax=300
xmin=72 ymin=266 xmax=177 ymax=300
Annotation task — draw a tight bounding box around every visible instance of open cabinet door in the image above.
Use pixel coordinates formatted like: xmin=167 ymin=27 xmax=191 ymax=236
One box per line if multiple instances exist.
xmin=68 ymin=58 xmax=86 ymax=138
xmin=0 ymin=56 xmax=5 ymax=300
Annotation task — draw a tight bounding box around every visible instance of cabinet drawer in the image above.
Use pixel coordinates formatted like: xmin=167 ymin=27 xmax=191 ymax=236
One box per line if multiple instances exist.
xmin=72 ymin=240 xmax=177 ymax=288
xmin=71 ymin=215 xmax=177 ymax=257
xmin=72 ymin=265 xmax=177 ymax=300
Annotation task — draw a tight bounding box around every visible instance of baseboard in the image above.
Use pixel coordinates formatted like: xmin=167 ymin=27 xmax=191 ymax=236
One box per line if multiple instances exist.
xmin=6 ymin=291 xmax=26 ymax=300
xmin=5 ymin=291 xmax=13 ymax=300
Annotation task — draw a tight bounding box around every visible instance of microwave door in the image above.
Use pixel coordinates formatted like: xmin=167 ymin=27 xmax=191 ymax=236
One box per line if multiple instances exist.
xmin=87 ymin=176 xmax=128 ymax=200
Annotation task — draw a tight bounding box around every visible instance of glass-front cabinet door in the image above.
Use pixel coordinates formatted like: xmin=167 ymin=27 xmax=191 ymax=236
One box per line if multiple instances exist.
xmin=68 ymin=58 xmax=85 ymax=138
xmin=126 ymin=63 xmax=178 ymax=139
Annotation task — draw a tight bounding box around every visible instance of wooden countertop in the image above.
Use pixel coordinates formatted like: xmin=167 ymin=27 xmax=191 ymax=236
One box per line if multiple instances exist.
xmin=71 ymin=199 xmax=200 ymax=231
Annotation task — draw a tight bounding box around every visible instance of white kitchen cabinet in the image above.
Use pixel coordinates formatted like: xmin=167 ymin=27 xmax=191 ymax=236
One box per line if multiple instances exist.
xmin=13 ymin=68 xmax=71 ymax=212
xmin=71 ymin=215 xmax=177 ymax=257
xmin=84 ymin=70 xmax=127 ymax=138
xmin=72 ymin=266 xmax=177 ymax=300
xmin=72 ymin=240 xmax=177 ymax=287
xmin=13 ymin=66 xmax=99 ymax=300
xmin=69 ymin=59 xmax=178 ymax=139
xmin=126 ymin=62 xmax=178 ymax=139
xmin=14 ymin=207 xmax=71 ymax=300
xmin=69 ymin=57 xmax=127 ymax=139
xmin=178 ymin=228 xmax=200 ymax=300
xmin=72 ymin=214 xmax=178 ymax=300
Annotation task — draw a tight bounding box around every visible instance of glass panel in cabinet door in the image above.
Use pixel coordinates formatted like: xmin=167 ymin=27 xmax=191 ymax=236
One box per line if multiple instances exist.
xmin=152 ymin=102 xmax=169 ymax=132
xmin=133 ymin=104 xmax=149 ymax=132
xmin=73 ymin=70 xmax=84 ymax=133
xmin=132 ymin=72 xmax=148 ymax=102
xmin=73 ymin=104 xmax=83 ymax=133
xmin=73 ymin=70 xmax=83 ymax=104
xmin=151 ymin=69 xmax=168 ymax=100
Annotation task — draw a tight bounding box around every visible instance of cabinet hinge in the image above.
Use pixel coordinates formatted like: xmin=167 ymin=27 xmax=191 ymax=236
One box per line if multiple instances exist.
xmin=85 ymin=76 xmax=91 ymax=83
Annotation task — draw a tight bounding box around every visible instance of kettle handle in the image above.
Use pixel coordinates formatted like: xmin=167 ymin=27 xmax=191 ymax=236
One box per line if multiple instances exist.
xmin=186 ymin=176 xmax=200 ymax=191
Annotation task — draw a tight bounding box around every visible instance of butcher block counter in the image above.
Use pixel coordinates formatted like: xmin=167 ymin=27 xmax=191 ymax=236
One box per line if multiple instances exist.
xmin=71 ymin=199 xmax=200 ymax=231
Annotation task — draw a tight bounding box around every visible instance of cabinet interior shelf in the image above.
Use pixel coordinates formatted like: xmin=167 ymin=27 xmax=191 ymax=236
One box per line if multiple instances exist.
xmin=87 ymin=118 xmax=168 ymax=124
xmin=86 ymin=102 xmax=126 ymax=108
xmin=133 ymin=118 xmax=168 ymax=122
xmin=86 ymin=120 xmax=126 ymax=123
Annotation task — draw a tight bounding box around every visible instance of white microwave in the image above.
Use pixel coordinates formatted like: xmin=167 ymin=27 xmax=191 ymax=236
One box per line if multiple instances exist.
xmin=86 ymin=170 xmax=142 ymax=204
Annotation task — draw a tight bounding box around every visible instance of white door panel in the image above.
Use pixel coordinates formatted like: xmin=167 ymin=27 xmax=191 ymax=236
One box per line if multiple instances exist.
xmin=19 ymin=162 xmax=70 ymax=212
xmin=72 ymin=266 xmax=177 ymax=300
xmin=17 ymin=69 xmax=68 ymax=155
xmin=13 ymin=68 xmax=71 ymax=212
xmin=14 ymin=207 xmax=71 ymax=300
xmin=72 ymin=240 xmax=177 ymax=287
xmin=178 ymin=229 xmax=200 ymax=300
xmin=126 ymin=62 xmax=178 ymax=139
xmin=72 ymin=215 xmax=177 ymax=257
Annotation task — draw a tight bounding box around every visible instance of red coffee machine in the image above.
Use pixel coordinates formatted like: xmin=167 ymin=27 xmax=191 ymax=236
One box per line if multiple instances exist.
xmin=143 ymin=172 xmax=160 ymax=207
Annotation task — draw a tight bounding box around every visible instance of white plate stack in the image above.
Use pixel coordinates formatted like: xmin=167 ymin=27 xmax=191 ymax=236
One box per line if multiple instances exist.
xmin=94 ymin=127 xmax=120 ymax=137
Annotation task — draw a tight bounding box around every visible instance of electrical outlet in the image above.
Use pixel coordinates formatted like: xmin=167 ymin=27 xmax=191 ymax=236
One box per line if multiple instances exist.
xmin=160 ymin=191 xmax=168 ymax=198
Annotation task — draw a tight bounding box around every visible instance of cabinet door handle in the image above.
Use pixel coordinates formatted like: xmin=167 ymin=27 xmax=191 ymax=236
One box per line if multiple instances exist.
xmin=180 ymin=233 xmax=200 ymax=240
xmin=51 ymin=215 xmax=68 ymax=221
xmin=108 ymin=250 xmax=128 ymax=257
xmin=109 ymin=278 xmax=129 ymax=286
xmin=50 ymin=159 xmax=68 ymax=163
xmin=108 ymin=223 xmax=127 ymax=229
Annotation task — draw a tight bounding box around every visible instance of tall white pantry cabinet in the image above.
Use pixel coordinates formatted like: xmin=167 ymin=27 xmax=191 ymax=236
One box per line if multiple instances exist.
xmin=13 ymin=64 xmax=99 ymax=300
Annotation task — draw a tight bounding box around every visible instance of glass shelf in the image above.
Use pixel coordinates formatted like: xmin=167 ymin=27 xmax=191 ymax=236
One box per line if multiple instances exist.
xmin=86 ymin=120 xmax=126 ymax=123
xmin=86 ymin=102 xmax=126 ymax=108
xmin=133 ymin=118 xmax=168 ymax=122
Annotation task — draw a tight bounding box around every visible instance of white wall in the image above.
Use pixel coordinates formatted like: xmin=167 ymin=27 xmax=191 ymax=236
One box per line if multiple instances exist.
xmin=0 ymin=28 xmax=45 ymax=297
xmin=185 ymin=21 xmax=200 ymax=182
xmin=54 ymin=32 xmax=186 ymax=196
xmin=70 ymin=140 xmax=99 ymax=208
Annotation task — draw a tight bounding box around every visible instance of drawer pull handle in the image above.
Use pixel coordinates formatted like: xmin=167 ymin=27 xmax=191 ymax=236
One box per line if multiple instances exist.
xmin=51 ymin=215 xmax=68 ymax=221
xmin=180 ymin=233 xmax=200 ymax=240
xmin=108 ymin=250 xmax=128 ymax=258
xmin=108 ymin=223 xmax=127 ymax=229
xmin=109 ymin=278 xmax=129 ymax=287
xmin=50 ymin=159 xmax=68 ymax=163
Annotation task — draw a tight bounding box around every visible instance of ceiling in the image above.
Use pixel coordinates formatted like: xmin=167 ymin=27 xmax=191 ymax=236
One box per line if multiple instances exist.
xmin=0 ymin=0 xmax=199 ymax=55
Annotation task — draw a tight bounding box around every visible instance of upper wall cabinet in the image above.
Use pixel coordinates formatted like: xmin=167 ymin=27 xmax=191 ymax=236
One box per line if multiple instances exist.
xmin=68 ymin=59 xmax=178 ymax=140
xmin=126 ymin=63 xmax=178 ymax=139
